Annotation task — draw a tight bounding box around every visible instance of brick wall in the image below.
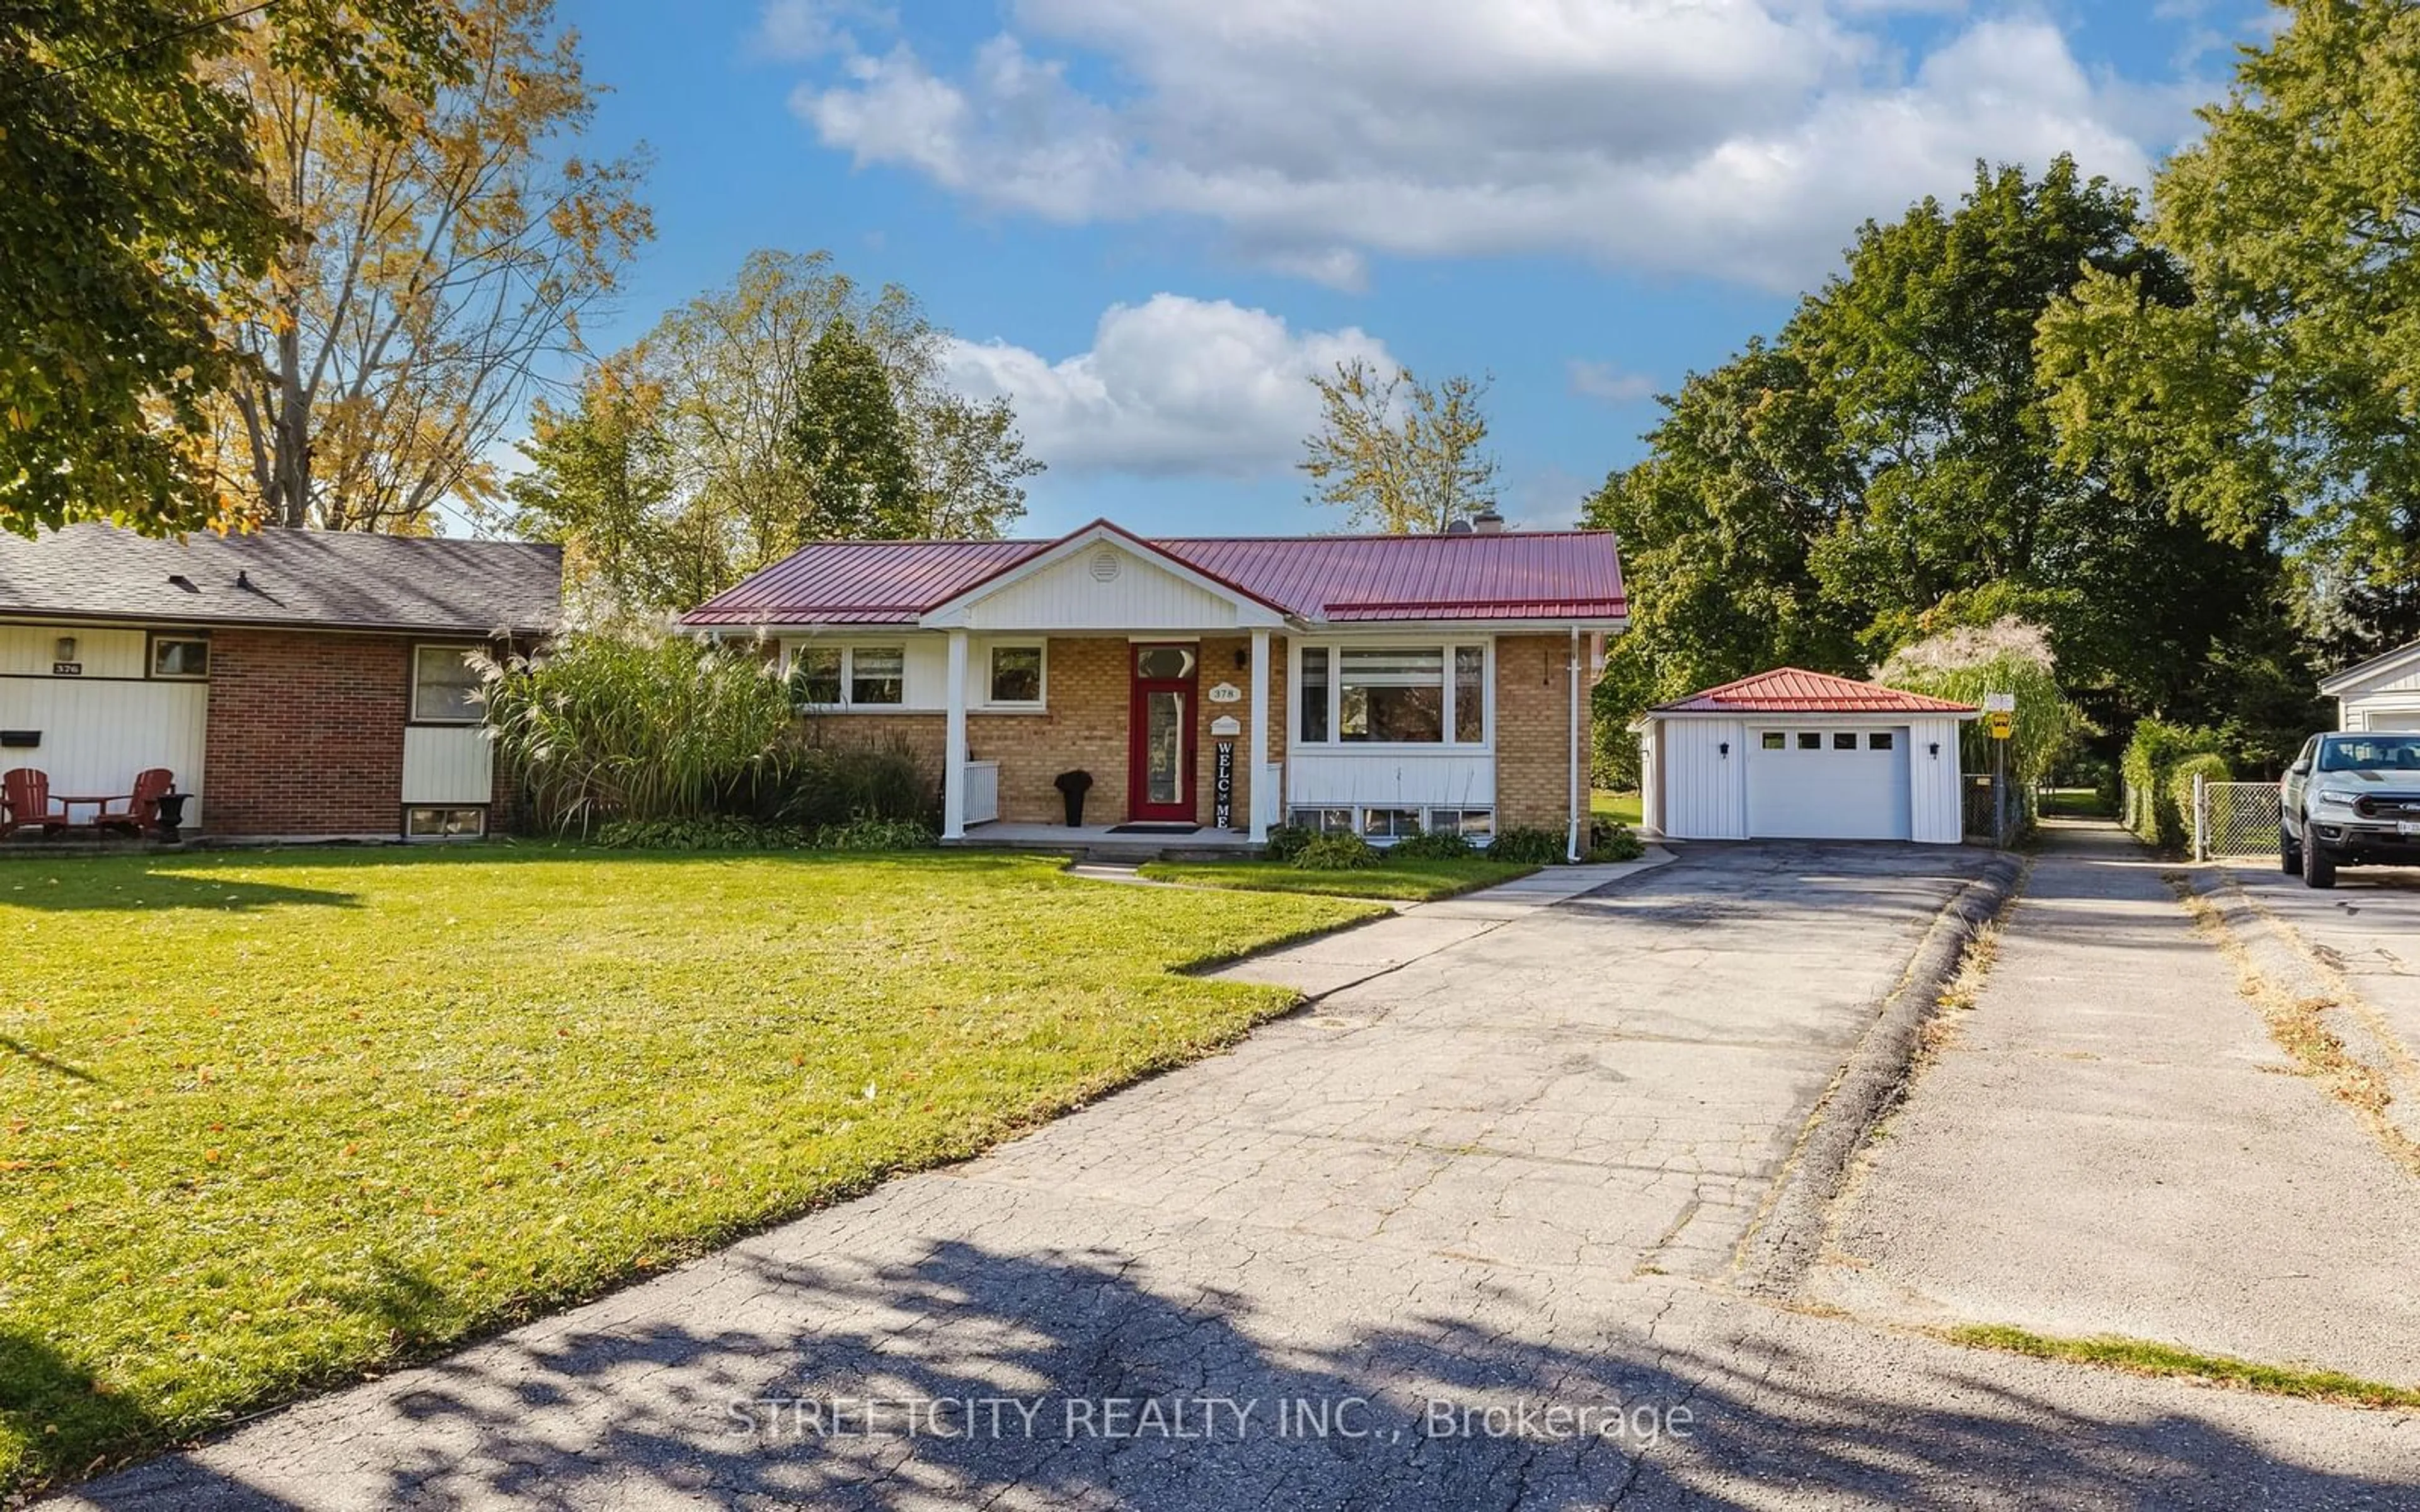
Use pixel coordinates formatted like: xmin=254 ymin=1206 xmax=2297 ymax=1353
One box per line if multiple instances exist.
xmin=202 ymin=629 xmax=412 ymax=837
xmin=1492 ymin=633 xmax=1581 ymax=833
xmin=797 ymin=634 xmax=1293 ymax=830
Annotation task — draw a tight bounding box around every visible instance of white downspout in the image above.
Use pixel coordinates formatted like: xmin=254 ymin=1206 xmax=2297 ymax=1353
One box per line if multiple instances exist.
xmin=1567 ymin=624 xmax=1583 ymax=862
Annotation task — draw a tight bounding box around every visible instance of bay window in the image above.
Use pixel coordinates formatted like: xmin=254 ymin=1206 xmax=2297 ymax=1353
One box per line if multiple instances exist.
xmin=1294 ymin=641 xmax=1489 ymax=746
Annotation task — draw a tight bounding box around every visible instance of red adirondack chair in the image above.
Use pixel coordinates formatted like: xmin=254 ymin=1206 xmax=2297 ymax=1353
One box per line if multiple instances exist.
xmin=95 ymin=768 xmax=176 ymax=836
xmin=1 ymin=767 xmax=70 ymax=839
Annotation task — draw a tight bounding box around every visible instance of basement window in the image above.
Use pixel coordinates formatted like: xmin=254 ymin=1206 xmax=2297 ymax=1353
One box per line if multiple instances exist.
xmin=405 ymin=806 xmax=487 ymax=840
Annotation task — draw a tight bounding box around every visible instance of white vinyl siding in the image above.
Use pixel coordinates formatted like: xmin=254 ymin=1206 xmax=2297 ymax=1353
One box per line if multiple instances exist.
xmin=402 ymin=726 xmax=494 ymax=805
xmin=943 ymin=541 xmax=1248 ymax=631
xmin=0 ymin=674 xmax=208 ymax=830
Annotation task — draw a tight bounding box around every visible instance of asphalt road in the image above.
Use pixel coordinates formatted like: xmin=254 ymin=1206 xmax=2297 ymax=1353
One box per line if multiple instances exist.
xmin=49 ymin=843 xmax=2420 ymax=1510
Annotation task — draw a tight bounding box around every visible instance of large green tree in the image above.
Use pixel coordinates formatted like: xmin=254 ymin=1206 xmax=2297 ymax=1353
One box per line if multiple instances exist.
xmin=1299 ymin=360 xmax=1500 ymax=533
xmin=2040 ymin=0 xmax=2420 ymax=622
xmin=1 ymin=0 xmax=464 ymax=537
xmin=785 ymin=316 xmax=920 ymax=543
xmin=505 ymin=251 xmax=1040 ymax=610
xmin=1590 ymin=159 xmax=2312 ymax=762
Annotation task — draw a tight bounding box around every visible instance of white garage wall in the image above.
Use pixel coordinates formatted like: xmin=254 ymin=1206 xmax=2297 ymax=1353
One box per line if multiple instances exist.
xmin=1657 ymin=717 xmax=1747 ymax=839
xmin=1908 ymin=716 xmax=1965 ymax=844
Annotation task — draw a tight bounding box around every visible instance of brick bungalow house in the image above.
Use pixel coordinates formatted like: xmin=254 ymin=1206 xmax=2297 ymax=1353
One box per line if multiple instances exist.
xmin=0 ymin=524 xmax=560 ymax=840
xmin=681 ymin=517 xmax=1627 ymax=856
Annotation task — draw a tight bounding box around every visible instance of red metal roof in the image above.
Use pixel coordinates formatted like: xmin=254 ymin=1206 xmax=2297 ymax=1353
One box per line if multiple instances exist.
xmin=682 ymin=539 xmax=1039 ymax=624
xmin=1650 ymin=668 xmax=1978 ymax=715
xmin=681 ymin=522 xmax=1626 ymax=626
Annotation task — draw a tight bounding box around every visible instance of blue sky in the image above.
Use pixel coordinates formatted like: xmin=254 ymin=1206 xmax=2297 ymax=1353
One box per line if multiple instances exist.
xmin=564 ymin=1 xmax=2274 ymax=539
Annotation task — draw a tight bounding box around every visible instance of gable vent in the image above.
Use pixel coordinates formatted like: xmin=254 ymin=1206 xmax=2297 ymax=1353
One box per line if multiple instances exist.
xmin=1090 ymin=549 xmax=1122 ymax=583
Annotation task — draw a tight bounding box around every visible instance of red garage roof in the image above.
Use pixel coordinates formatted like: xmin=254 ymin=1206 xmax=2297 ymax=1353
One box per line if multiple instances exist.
xmin=1652 ymin=668 xmax=1978 ymax=715
xmin=681 ymin=520 xmax=1626 ymax=626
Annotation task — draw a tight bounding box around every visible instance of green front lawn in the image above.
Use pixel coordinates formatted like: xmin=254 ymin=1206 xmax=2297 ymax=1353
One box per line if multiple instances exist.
xmin=1138 ymin=857 xmax=1536 ymax=902
xmin=1591 ymin=789 xmax=1643 ymax=827
xmin=0 ymin=849 xmax=1380 ymax=1496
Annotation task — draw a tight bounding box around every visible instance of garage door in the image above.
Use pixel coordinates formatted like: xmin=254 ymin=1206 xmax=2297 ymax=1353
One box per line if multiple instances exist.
xmin=2365 ymin=711 xmax=2420 ymax=731
xmin=1746 ymin=728 xmax=1912 ymax=840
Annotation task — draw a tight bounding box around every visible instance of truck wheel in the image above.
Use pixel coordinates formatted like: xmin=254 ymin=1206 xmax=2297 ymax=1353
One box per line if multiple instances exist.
xmin=2279 ymin=822 xmax=2301 ymax=874
xmin=2302 ymin=823 xmax=2336 ymax=889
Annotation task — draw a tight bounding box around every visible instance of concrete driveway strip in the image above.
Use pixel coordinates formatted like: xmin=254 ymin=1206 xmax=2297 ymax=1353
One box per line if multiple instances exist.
xmin=1810 ymin=822 xmax=2420 ymax=1386
xmin=51 ymin=844 xmax=2420 ymax=1509
xmin=2228 ymin=858 xmax=2420 ymax=1142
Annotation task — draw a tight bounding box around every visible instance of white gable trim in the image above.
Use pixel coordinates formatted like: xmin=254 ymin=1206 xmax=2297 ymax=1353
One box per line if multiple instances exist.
xmin=918 ymin=522 xmax=1289 ymax=630
xmin=2321 ymin=638 xmax=2420 ymax=697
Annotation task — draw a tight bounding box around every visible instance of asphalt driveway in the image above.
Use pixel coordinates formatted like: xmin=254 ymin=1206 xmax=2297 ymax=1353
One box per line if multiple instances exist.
xmin=53 ymin=844 xmax=2420 ymax=1509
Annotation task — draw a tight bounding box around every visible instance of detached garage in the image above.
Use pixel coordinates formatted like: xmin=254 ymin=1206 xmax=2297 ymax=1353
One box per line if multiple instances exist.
xmin=1636 ymin=668 xmax=1977 ymax=845
xmin=2322 ymin=639 xmax=2420 ymax=732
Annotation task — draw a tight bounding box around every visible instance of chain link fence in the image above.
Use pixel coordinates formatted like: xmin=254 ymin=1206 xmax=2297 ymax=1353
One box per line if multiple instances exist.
xmin=2191 ymin=778 xmax=2283 ymax=862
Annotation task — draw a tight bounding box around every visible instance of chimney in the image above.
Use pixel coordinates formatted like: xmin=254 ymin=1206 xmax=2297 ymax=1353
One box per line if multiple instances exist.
xmin=1471 ymin=508 xmax=1506 ymax=535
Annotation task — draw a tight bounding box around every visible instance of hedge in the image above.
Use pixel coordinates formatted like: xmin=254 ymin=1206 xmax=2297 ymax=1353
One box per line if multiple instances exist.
xmin=2121 ymin=718 xmax=2228 ymax=850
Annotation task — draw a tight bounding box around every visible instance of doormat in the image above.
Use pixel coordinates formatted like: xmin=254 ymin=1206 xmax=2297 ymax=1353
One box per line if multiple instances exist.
xmin=1105 ymin=823 xmax=1201 ymax=835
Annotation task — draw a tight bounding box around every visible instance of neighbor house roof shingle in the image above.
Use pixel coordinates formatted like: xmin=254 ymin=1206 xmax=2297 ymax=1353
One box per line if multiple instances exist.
xmin=680 ymin=521 xmax=1627 ymax=626
xmin=1651 ymin=668 xmax=1978 ymax=715
xmin=0 ymin=524 xmax=562 ymax=636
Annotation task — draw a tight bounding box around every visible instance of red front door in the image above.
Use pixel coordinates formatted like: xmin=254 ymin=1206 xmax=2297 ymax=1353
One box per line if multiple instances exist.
xmin=1127 ymin=643 xmax=1198 ymax=823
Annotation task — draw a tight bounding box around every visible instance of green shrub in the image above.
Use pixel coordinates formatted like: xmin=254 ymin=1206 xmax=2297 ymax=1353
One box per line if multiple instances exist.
xmin=1587 ymin=820 xmax=1646 ymax=862
xmin=481 ymin=627 xmax=793 ymax=832
xmin=1293 ymin=832 xmax=1379 ymax=870
xmin=1487 ymin=826 xmax=1567 ymax=865
xmin=1261 ymin=823 xmax=1315 ymax=862
xmin=594 ymin=816 xmax=803 ymax=850
xmin=1388 ymin=827 xmax=1477 ymax=860
xmin=808 ymin=815 xmax=936 ymax=851
xmin=763 ymin=736 xmax=937 ymax=829
xmin=2121 ymin=717 xmax=2227 ymax=850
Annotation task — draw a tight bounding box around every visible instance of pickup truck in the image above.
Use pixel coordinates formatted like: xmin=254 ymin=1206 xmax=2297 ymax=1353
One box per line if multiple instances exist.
xmin=2281 ymin=731 xmax=2420 ymax=887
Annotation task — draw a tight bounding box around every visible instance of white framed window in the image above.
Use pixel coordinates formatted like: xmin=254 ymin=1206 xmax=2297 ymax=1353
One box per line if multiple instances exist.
xmin=149 ymin=634 xmax=210 ymax=680
xmin=411 ymin=644 xmax=483 ymax=723
xmin=986 ymin=643 xmax=1045 ymax=706
xmin=1427 ymin=807 xmax=1495 ymax=839
xmin=405 ymin=805 xmax=486 ymax=839
xmin=1288 ymin=806 xmax=1356 ymax=835
xmin=1292 ymin=640 xmax=1490 ymax=748
xmin=787 ymin=644 xmax=906 ymax=709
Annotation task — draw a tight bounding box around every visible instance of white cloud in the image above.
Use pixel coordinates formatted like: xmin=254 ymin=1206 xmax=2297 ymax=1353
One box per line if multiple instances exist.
xmin=771 ymin=1 xmax=2186 ymax=290
xmin=943 ymin=294 xmax=1392 ymax=476
xmin=1567 ymin=360 xmax=1659 ymax=405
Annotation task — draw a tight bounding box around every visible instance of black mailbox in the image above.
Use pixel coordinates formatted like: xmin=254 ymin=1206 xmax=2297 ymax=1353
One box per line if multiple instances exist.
xmin=0 ymin=731 xmax=37 ymax=748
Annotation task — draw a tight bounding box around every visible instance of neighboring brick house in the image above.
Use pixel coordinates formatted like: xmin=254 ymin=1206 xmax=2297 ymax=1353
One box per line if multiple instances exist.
xmin=0 ymin=524 xmax=560 ymax=840
xmin=682 ymin=517 xmax=1627 ymax=856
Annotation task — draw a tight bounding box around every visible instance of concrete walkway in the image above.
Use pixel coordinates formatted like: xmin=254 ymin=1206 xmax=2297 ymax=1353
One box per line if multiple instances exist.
xmin=1809 ymin=820 xmax=2420 ymax=1385
xmin=50 ymin=839 xmax=2420 ymax=1509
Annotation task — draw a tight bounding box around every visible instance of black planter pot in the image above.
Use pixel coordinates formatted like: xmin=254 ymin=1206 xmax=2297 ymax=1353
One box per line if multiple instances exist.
xmin=153 ymin=791 xmax=190 ymax=842
xmin=1054 ymin=770 xmax=1094 ymax=828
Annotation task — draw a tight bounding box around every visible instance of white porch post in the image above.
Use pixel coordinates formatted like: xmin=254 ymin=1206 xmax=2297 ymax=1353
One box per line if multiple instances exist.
xmin=943 ymin=628 xmax=969 ymax=840
xmin=1248 ymin=627 xmax=1270 ymax=842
